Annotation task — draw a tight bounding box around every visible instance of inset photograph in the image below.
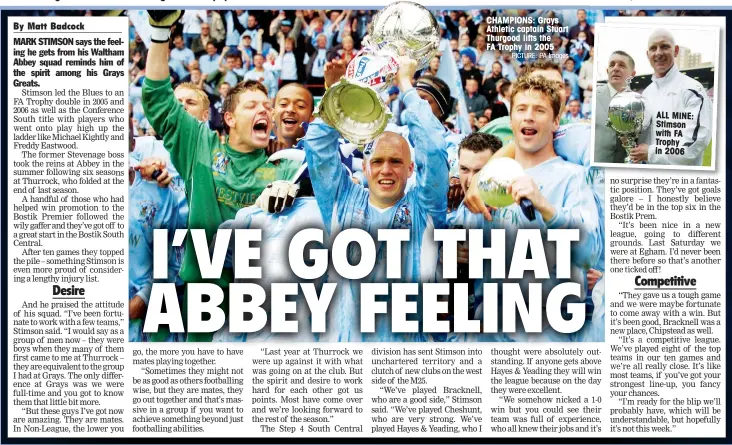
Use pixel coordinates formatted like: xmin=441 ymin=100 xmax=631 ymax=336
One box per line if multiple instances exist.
xmin=591 ymin=22 xmax=719 ymax=169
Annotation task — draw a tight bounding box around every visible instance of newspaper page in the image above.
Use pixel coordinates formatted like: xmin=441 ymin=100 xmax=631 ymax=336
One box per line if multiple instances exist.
xmin=1 ymin=1 xmax=727 ymax=442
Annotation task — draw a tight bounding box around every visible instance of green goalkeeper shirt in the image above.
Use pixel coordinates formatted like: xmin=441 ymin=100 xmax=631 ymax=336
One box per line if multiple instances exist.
xmin=142 ymin=77 xmax=300 ymax=285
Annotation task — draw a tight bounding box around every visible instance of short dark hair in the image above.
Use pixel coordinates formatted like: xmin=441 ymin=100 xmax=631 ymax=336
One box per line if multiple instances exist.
xmin=275 ymin=82 xmax=315 ymax=114
xmin=223 ymin=80 xmax=269 ymax=115
xmin=415 ymin=75 xmax=454 ymax=123
xmin=458 ymin=132 xmax=502 ymax=158
xmin=610 ymin=50 xmax=635 ymax=70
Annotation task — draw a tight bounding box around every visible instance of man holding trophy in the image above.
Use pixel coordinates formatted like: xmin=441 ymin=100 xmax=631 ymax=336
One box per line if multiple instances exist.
xmin=304 ymin=2 xmax=449 ymax=342
xmin=459 ymin=75 xmax=602 ymax=342
xmin=630 ymin=28 xmax=713 ymax=165
xmin=594 ymin=51 xmax=636 ymax=164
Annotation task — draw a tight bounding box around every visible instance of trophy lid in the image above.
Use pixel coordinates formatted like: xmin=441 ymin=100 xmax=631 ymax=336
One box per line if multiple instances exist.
xmin=367 ymin=1 xmax=440 ymax=70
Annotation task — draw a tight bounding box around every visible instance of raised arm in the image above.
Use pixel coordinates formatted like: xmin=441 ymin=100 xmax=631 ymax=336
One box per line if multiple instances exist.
xmin=269 ymin=11 xmax=284 ymax=37
xmin=232 ymin=11 xmax=247 ymax=35
xmin=217 ymin=45 xmax=230 ymax=67
xmin=302 ymin=60 xmax=359 ymax=232
xmin=145 ymin=11 xmax=183 ymax=80
xmin=302 ymin=120 xmax=352 ymax=231
xmin=256 ymin=28 xmax=264 ymax=54
xmin=443 ymin=12 xmax=458 ymax=38
xmin=142 ymin=11 xmax=216 ymax=181
xmin=291 ymin=13 xmax=305 ymax=40
xmin=397 ymin=57 xmax=449 ymax=223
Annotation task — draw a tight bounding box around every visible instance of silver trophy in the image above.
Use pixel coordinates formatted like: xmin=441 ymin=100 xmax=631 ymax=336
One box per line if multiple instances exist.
xmin=606 ymin=90 xmax=650 ymax=164
xmin=316 ymin=1 xmax=440 ymax=146
xmin=476 ymin=158 xmax=535 ymax=221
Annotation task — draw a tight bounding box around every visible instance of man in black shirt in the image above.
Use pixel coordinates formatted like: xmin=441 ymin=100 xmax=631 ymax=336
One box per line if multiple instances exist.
xmin=568 ymin=9 xmax=594 ymax=46
xmin=459 ymin=49 xmax=481 ymax=89
xmin=481 ymin=61 xmax=504 ymax=104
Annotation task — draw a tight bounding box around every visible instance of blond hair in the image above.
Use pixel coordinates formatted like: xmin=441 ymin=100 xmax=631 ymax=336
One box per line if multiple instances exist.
xmin=175 ymin=82 xmax=210 ymax=109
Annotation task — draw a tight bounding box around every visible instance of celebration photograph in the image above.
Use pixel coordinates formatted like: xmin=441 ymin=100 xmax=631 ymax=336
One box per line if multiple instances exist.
xmin=590 ymin=21 xmax=719 ymax=169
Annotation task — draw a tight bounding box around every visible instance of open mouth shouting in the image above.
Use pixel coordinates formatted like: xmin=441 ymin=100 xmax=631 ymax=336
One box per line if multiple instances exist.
xmin=520 ymin=126 xmax=538 ymax=137
xmin=280 ymin=115 xmax=300 ymax=132
xmin=252 ymin=114 xmax=271 ymax=143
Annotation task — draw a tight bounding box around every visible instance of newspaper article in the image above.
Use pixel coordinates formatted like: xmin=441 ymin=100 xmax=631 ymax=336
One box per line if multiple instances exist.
xmin=2 ymin=2 xmax=727 ymax=442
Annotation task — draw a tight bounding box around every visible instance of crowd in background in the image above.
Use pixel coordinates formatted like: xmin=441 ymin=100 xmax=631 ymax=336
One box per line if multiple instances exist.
xmin=12 ymin=8 xmax=705 ymax=342
xmin=15 ymin=8 xmax=700 ymax=137
xmin=122 ymin=8 xmax=687 ymax=138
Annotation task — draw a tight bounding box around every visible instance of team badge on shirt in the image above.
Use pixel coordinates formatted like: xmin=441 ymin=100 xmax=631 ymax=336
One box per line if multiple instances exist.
xmin=448 ymin=154 xmax=459 ymax=178
xmin=586 ymin=166 xmax=603 ymax=186
xmin=138 ymin=202 xmax=157 ymax=228
xmin=255 ymin=167 xmax=276 ymax=182
xmin=212 ymin=151 xmax=230 ymax=176
xmin=392 ymin=203 xmax=412 ymax=230
xmin=352 ymin=208 xmax=367 ymax=227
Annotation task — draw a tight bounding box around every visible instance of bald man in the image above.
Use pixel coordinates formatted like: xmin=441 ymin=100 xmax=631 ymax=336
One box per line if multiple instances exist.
xmin=631 ymin=28 xmax=713 ymax=165
xmin=303 ymin=57 xmax=449 ymax=342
